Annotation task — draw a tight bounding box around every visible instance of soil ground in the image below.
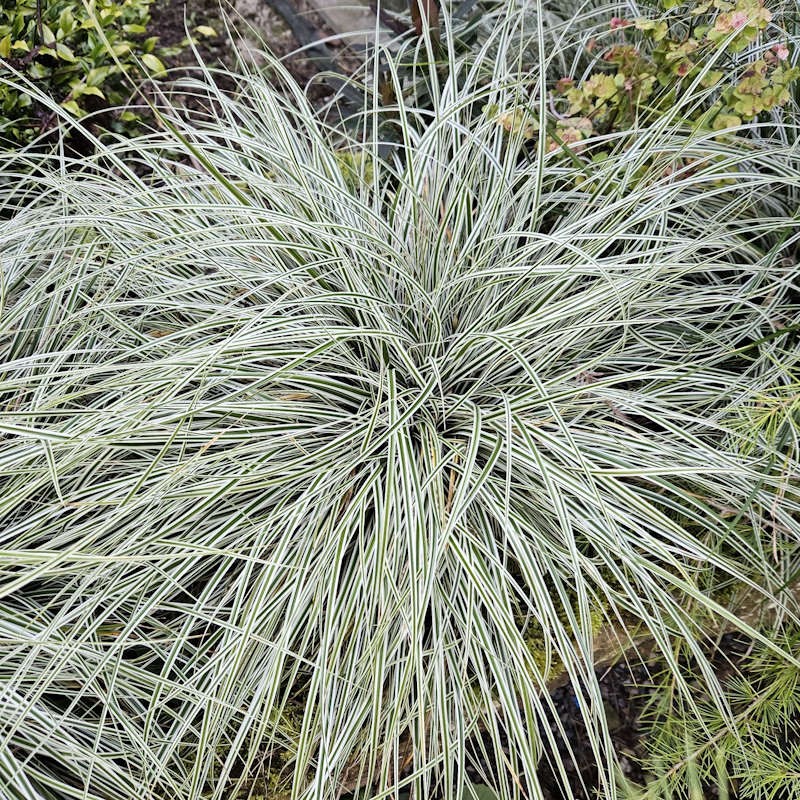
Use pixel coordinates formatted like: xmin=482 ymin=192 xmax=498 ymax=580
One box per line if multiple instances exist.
xmin=150 ymin=0 xmax=364 ymax=103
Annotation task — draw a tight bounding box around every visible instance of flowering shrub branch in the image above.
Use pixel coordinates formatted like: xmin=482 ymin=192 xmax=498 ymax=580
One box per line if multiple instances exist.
xmin=487 ymin=0 xmax=798 ymax=152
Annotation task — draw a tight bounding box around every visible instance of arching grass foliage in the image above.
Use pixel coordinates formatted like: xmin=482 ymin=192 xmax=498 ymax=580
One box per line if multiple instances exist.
xmin=1 ymin=4 xmax=800 ymax=799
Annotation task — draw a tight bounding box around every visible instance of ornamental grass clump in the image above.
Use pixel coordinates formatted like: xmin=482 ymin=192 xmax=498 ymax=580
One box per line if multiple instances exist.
xmin=1 ymin=5 xmax=800 ymax=800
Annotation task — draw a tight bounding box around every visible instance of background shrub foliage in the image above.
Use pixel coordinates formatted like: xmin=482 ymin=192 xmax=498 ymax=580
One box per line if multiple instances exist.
xmin=487 ymin=0 xmax=799 ymax=152
xmin=0 ymin=0 xmax=169 ymax=144
xmin=0 ymin=1 xmax=799 ymax=800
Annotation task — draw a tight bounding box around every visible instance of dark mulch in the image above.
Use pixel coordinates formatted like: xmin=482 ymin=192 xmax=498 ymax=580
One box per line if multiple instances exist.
xmin=150 ymin=0 xmax=365 ymax=105
xmin=457 ymin=633 xmax=759 ymax=800
xmin=535 ymin=661 xmax=653 ymax=799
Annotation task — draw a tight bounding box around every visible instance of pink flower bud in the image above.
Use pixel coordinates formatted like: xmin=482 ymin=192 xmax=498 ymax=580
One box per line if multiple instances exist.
xmin=555 ymin=77 xmax=574 ymax=94
xmin=773 ymin=43 xmax=789 ymax=61
xmin=730 ymin=10 xmax=749 ymax=29
xmin=714 ymin=9 xmax=749 ymax=34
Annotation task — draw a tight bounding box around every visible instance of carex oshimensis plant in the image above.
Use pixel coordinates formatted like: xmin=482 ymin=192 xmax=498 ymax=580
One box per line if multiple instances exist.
xmin=1 ymin=5 xmax=800 ymax=800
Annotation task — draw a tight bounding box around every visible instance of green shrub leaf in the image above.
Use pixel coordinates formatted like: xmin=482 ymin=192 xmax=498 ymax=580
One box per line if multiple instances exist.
xmin=141 ymin=53 xmax=166 ymax=77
